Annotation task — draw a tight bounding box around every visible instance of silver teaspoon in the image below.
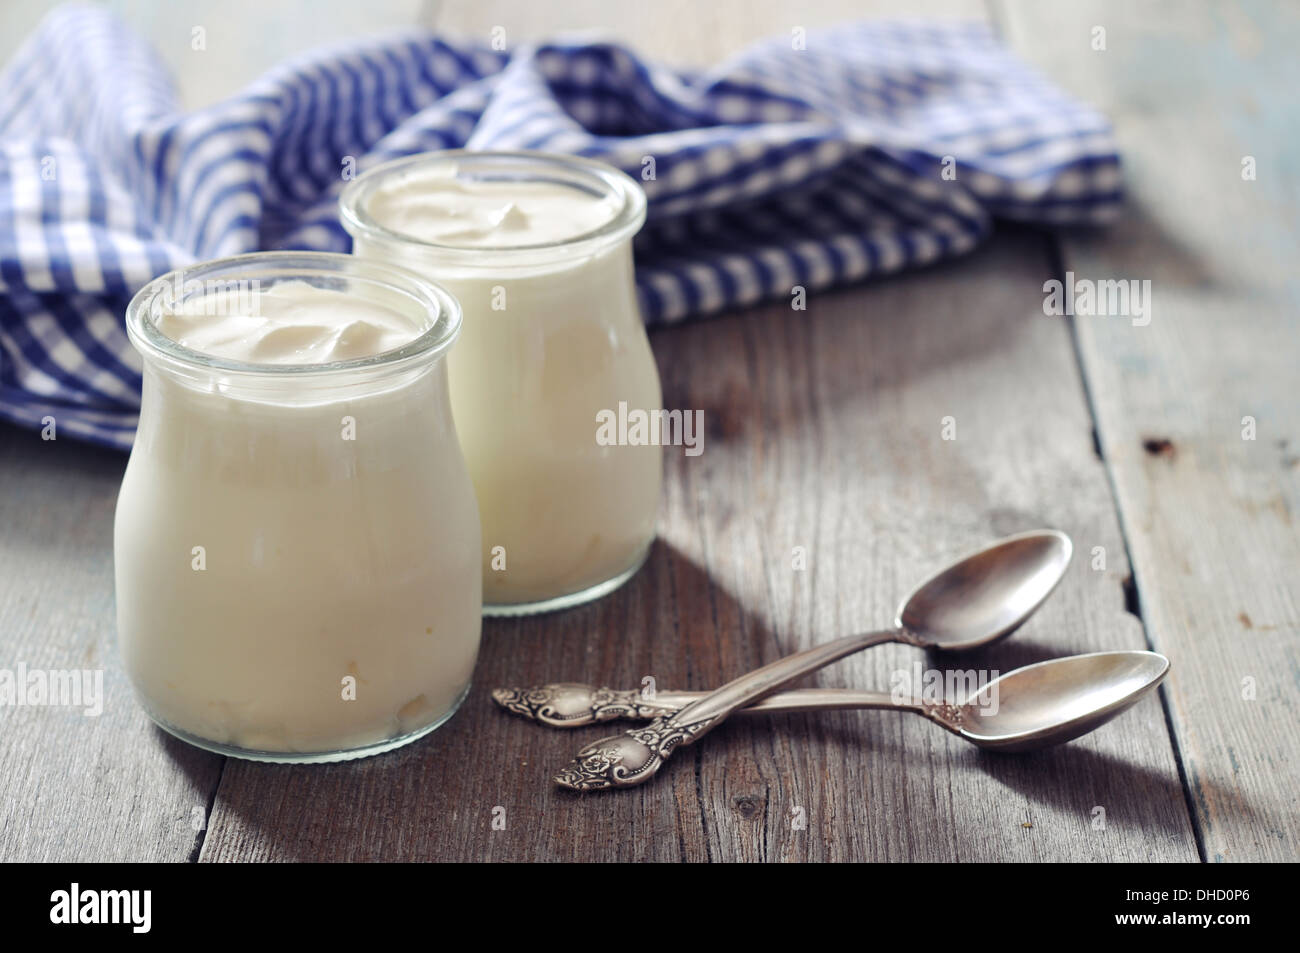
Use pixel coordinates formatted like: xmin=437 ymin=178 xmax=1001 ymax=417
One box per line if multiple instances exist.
xmin=499 ymin=651 xmax=1170 ymax=752
xmin=553 ymin=529 xmax=1073 ymax=791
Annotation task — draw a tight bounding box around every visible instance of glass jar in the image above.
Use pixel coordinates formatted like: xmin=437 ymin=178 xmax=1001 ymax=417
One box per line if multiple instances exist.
xmin=115 ymin=252 xmax=481 ymax=762
xmin=340 ymin=151 xmax=662 ymax=616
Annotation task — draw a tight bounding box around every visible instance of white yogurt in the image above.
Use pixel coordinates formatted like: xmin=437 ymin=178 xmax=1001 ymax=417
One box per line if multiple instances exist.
xmin=155 ymin=279 xmax=422 ymax=363
xmin=115 ymin=257 xmax=482 ymax=760
xmin=363 ymin=166 xmax=622 ymax=248
xmin=343 ymin=154 xmax=662 ymax=612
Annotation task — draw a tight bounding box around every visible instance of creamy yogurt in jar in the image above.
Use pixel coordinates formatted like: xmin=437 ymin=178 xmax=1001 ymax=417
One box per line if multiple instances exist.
xmin=341 ymin=152 xmax=662 ymax=615
xmin=115 ymin=252 xmax=481 ymax=762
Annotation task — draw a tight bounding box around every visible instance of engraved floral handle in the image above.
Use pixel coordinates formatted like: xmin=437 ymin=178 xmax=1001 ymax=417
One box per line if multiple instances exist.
xmin=554 ymin=628 xmax=905 ymax=790
xmin=492 ymin=685 xmax=681 ymax=727
xmin=493 ymin=683 xmax=914 ymax=726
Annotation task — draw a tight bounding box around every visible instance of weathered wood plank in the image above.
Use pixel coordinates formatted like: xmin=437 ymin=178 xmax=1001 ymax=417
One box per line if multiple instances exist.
xmin=0 ymin=426 xmax=225 ymax=861
xmin=416 ymin=0 xmax=984 ymax=67
xmin=0 ymin=0 xmax=430 ymax=109
xmin=999 ymin=0 xmax=1300 ymax=861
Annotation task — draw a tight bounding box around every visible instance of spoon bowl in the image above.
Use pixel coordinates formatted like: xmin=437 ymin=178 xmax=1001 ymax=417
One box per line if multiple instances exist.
xmin=899 ymin=530 xmax=1072 ymax=649
xmin=955 ymin=650 xmax=1170 ymax=752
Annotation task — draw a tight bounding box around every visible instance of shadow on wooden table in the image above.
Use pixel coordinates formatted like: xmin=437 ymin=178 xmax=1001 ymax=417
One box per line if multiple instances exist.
xmin=966 ymin=742 xmax=1208 ymax=839
xmin=768 ymin=703 xmax=1227 ymax=843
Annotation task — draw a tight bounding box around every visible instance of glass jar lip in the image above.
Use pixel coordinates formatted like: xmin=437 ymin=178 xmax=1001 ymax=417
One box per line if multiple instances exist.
xmin=125 ymin=251 xmax=463 ymax=379
xmin=338 ymin=149 xmax=647 ymax=259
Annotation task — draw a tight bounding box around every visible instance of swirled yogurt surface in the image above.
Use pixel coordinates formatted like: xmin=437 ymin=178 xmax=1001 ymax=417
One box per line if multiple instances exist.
xmin=363 ymin=166 xmax=621 ymax=247
xmin=155 ymin=279 xmax=423 ymax=364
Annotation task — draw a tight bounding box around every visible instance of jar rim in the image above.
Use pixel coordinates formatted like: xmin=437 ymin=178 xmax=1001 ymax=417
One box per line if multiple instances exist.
xmin=125 ymin=251 xmax=463 ymax=379
xmin=338 ymin=150 xmax=647 ymax=259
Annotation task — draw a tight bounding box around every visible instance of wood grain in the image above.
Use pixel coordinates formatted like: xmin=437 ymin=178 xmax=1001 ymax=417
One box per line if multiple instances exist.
xmin=0 ymin=427 xmax=225 ymax=861
xmin=0 ymin=0 xmax=430 ymax=110
xmin=417 ymin=0 xmax=984 ymax=68
xmin=999 ymin=0 xmax=1300 ymax=863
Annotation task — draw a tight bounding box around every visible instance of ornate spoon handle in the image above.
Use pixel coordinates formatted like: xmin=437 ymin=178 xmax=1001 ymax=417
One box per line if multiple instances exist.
xmin=493 ymin=683 xmax=913 ymax=726
xmin=553 ymin=628 xmax=904 ymax=790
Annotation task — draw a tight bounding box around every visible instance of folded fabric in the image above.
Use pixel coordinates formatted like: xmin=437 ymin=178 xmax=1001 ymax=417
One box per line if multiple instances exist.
xmin=0 ymin=5 xmax=1121 ymax=449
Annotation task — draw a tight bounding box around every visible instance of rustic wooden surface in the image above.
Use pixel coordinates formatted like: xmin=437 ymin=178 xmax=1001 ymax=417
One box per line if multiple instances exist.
xmin=1001 ymin=0 xmax=1300 ymax=863
xmin=0 ymin=433 xmax=223 ymax=862
xmin=0 ymin=0 xmax=1293 ymax=862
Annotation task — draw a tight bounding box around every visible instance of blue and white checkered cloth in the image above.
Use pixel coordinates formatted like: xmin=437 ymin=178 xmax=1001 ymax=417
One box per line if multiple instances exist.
xmin=0 ymin=5 xmax=1121 ymax=449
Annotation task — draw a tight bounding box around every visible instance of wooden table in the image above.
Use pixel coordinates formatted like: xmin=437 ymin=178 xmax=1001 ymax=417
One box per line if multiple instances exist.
xmin=1 ymin=0 xmax=1296 ymax=863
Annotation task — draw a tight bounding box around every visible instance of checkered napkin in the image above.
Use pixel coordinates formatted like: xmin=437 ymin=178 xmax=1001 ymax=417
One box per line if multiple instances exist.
xmin=0 ymin=5 xmax=1121 ymax=449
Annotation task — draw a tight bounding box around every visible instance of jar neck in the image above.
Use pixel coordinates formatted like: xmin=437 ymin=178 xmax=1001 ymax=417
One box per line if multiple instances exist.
xmin=138 ymin=351 xmax=449 ymax=406
xmin=352 ymin=230 xmax=637 ymax=280
xmin=132 ymin=358 xmax=457 ymax=478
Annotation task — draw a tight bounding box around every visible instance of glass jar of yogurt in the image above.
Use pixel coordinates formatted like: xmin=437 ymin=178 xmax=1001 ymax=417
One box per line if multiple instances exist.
xmin=340 ymin=151 xmax=662 ymax=615
xmin=115 ymin=252 xmax=481 ymax=762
